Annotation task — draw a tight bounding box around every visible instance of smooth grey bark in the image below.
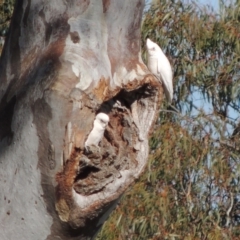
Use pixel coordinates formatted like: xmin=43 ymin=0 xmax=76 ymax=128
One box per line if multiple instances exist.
xmin=0 ymin=0 xmax=162 ymax=239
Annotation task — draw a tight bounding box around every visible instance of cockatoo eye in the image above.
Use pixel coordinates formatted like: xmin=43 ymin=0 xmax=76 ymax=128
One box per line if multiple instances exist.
xmin=100 ymin=120 xmax=108 ymax=126
xmin=148 ymin=47 xmax=155 ymax=52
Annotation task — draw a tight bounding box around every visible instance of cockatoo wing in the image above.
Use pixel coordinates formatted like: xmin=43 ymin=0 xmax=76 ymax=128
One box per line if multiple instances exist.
xmin=85 ymin=124 xmax=104 ymax=147
xmin=157 ymin=53 xmax=173 ymax=103
xmin=85 ymin=113 xmax=109 ymax=148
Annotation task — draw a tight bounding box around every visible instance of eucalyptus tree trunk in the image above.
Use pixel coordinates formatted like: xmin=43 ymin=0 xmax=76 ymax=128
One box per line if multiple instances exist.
xmin=0 ymin=0 xmax=162 ymax=239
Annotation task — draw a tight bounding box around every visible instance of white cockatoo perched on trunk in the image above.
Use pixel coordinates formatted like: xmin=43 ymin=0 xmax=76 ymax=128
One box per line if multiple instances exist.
xmin=85 ymin=113 xmax=109 ymax=149
xmin=146 ymin=38 xmax=173 ymax=103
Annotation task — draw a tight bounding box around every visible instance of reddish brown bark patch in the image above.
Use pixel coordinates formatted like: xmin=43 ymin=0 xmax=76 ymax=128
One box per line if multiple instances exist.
xmin=55 ymin=150 xmax=82 ymax=222
xmin=102 ymin=0 xmax=111 ymax=13
xmin=70 ymin=31 xmax=80 ymax=44
xmin=93 ymin=77 xmax=110 ymax=101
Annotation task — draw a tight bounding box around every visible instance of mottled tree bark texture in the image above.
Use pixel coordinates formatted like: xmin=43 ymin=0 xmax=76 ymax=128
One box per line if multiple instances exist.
xmin=0 ymin=0 xmax=162 ymax=239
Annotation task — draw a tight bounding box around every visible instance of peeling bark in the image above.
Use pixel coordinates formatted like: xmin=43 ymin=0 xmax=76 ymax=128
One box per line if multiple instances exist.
xmin=0 ymin=0 xmax=162 ymax=239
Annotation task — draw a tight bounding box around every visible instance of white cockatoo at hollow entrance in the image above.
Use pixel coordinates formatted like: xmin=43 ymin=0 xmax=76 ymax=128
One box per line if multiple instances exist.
xmin=85 ymin=113 xmax=109 ymax=149
xmin=146 ymin=38 xmax=173 ymax=103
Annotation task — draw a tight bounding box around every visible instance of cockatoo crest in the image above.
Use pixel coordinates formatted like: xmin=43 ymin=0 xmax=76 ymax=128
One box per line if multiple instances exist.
xmin=146 ymin=38 xmax=173 ymax=102
xmin=85 ymin=113 xmax=109 ymax=148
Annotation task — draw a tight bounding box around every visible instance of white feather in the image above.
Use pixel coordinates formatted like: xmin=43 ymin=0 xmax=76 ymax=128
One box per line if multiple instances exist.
xmin=146 ymin=38 xmax=173 ymax=102
xmin=85 ymin=113 xmax=109 ymax=148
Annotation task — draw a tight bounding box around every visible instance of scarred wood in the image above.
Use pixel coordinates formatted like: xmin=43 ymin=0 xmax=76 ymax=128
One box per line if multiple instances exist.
xmin=0 ymin=0 xmax=163 ymax=239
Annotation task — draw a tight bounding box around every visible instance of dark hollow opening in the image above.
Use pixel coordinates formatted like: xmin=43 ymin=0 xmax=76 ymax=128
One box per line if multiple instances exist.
xmin=74 ymin=165 xmax=100 ymax=181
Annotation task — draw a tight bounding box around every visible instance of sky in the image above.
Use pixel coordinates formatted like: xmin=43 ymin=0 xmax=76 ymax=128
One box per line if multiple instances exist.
xmin=189 ymin=0 xmax=219 ymax=12
xmin=199 ymin=0 xmax=219 ymax=8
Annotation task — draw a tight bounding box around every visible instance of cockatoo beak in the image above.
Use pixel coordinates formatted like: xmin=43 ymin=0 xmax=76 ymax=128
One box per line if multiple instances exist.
xmin=146 ymin=38 xmax=155 ymax=50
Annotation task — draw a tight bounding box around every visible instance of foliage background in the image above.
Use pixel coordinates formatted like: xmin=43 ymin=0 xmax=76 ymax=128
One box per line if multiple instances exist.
xmin=1 ymin=0 xmax=240 ymax=239
xmin=0 ymin=0 xmax=14 ymax=53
